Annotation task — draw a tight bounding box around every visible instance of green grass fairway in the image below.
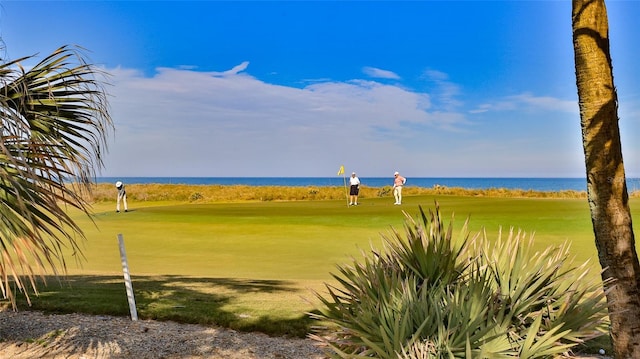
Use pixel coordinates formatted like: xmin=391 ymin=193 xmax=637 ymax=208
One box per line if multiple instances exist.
xmin=73 ymin=195 xmax=637 ymax=276
xmin=8 ymin=194 xmax=640 ymax=337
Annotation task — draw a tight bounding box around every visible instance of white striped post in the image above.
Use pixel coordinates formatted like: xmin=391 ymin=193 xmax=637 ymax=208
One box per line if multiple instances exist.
xmin=118 ymin=233 xmax=138 ymax=321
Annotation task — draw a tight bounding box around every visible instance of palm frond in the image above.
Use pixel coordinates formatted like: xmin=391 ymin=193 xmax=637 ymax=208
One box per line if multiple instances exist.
xmin=0 ymin=45 xmax=113 ymax=308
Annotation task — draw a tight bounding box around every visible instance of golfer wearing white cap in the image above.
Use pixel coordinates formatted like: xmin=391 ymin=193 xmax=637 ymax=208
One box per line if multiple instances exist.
xmin=116 ymin=181 xmax=128 ymax=213
xmin=393 ymin=171 xmax=406 ymax=205
xmin=349 ymin=172 xmax=360 ymax=206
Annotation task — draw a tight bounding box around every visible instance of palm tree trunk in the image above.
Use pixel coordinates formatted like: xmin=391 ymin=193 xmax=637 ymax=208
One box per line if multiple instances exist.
xmin=572 ymin=0 xmax=640 ymax=356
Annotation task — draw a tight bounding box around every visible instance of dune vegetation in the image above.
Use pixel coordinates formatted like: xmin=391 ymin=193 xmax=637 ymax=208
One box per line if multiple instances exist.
xmin=83 ymin=182 xmax=625 ymax=204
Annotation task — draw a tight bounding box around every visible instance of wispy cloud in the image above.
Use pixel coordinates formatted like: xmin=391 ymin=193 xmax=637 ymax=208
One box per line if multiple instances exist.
xmin=470 ymin=93 xmax=578 ymax=115
xmin=362 ymin=66 xmax=401 ymax=80
xmin=221 ymin=61 xmax=249 ymax=76
xmin=104 ymin=64 xmax=467 ymax=176
xmin=101 ymin=64 xmax=596 ymax=177
xmin=421 ymin=69 xmax=462 ymax=111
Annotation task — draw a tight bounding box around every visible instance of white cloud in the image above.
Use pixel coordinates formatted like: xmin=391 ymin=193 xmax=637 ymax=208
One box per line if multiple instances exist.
xmin=468 ymin=104 xmax=491 ymax=114
xmin=362 ymin=66 xmax=401 ymax=80
xmin=221 ymin=61 xmax=249 ymax=76
xmin=421 ymin=69 xmax=462 ymax=111
xmin=100 ymin=65 xmax=621 ymax=178
xmin=103 ymin=65 xmax=458 ymax=177
xmin=423 ymin=69 xmax=449 ymax=82
xmin=470 ymin=92 xmax=578 ymax=115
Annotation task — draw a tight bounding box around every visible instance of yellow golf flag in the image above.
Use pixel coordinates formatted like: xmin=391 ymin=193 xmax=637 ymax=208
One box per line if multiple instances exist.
xmin=337 ymin=165 xmax=345 ymax=176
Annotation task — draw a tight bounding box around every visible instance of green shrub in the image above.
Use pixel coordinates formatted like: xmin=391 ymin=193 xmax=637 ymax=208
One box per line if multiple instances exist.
xmin=190 ymin=192 xmax=204 ymax=201
xmin=311 ymin=203 xmax=609 ymax=358
xmin=377 ymin=186 xmax=392 ymax=197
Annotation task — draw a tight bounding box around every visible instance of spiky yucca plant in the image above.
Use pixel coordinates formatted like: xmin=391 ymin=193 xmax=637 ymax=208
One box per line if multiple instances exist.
xmin=311 ymin=204 xmax=609 ymax=358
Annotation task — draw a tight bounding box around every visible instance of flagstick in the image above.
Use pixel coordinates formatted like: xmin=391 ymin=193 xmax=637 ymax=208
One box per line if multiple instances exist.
xmin=343 ymin=173 xmax=349 ymax=207
xmin=337 ymin=165 xmax=349 ymax=207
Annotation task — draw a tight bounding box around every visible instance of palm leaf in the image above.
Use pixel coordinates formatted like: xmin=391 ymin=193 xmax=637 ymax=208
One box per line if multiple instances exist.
xmin=0 ymin=45 xmax=113 ymax=307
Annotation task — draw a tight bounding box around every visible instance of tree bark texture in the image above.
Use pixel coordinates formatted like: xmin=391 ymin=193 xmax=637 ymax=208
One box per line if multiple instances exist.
xmin=572 ymin=0 xmax=640 ymax=357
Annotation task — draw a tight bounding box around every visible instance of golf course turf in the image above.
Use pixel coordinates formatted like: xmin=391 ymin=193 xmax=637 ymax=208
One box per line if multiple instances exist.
xmin=5 ymin=190 xmax=639 ymax=337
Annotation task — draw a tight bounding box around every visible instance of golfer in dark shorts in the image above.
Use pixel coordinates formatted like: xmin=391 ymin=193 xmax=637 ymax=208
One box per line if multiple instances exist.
xmin=349 ymin=172 xmax=360 ymax=206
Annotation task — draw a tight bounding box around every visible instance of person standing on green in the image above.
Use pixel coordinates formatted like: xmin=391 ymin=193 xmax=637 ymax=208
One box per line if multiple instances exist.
xmin=349 ymin=172 xmax=360 ymax=206
xmin=116 ymin=181 xmax=128 ymax=213
xmin=393 ymin=171 xmax=406 ymax=205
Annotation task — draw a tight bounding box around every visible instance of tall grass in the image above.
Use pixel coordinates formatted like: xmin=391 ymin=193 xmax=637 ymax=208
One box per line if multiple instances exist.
xmin=80 ymin=183 xmax=623 ymax=204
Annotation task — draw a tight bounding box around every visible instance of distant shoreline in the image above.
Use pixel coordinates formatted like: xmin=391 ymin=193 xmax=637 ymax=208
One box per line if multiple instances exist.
xmin=94 ymin=177 xmax=640 ymax=193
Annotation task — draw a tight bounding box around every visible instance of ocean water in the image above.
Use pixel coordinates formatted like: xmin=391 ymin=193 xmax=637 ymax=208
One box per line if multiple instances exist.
xmin=96 ymin=177 xmax=640 ymax=192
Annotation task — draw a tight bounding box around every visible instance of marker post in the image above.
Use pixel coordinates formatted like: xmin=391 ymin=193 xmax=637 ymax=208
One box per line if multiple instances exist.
xmin=118 ymin=233 xmax=138 ymax=321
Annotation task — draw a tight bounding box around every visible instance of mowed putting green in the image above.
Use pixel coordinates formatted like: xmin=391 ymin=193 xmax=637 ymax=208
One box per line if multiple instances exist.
xmin=71 ymin=199 xmax=408 ymax=279
xmin=72 ymin=195 xmax=638 ymax=278
xmin=21 ymin=193 xmax=640 ymax=336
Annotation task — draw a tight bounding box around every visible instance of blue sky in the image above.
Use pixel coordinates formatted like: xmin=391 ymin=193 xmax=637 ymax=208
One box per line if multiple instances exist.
xmin=1 ymin=1 xmax=639 ymax=178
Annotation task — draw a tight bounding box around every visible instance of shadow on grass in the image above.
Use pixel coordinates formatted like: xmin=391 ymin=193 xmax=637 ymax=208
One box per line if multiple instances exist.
xmin=5 ymin=274 xmax=320 ymax=338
